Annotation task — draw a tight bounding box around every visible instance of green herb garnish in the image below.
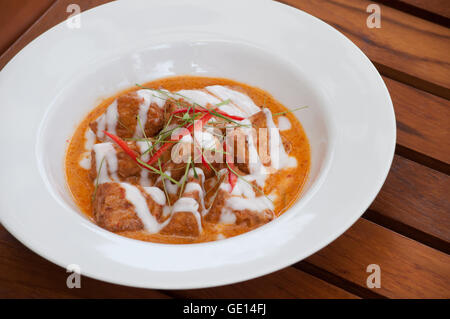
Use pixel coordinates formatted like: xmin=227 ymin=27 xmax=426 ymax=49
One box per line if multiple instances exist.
xmin=91 ymin=156 xmax=105 ymax=202
xmin=273 ymin=106 xmax=308 ymax=116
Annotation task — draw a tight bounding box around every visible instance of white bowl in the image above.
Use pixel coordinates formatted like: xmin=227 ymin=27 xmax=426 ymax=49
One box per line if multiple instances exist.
xmin=0 ymin=0 xmax=395 ymax=289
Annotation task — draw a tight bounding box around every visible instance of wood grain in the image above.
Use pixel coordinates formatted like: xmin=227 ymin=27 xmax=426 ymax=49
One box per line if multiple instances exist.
xmin=170 ymin=267 xmax=358 ymax=299
xmin=0 ymin=224 xmax=356 ymax=298
xmin=0 ymin=0 xmax=55 ymax=56
xmin=0 ymin=225 xmax=171 ymax=298
xmin=398 ymin=0 xmax=450 ymax=19
xmin=0 ymin=0 xmax=112 ymax=70
xmin=280 ymin=0 xmax=450 ymax=96
xmin=369 ymin=155 xmax=450 ymax=248
xmin=384 ymin=76 xmax=450 ymax=164
xmin=1 ymin=1 xmax=448 ymax=164
xmin=373 ymin=0 xmax=450 ymax=27
xmin=302 ymin=219 xmax=450 ymax=298
xmin=0 ymin=0 xmax=449 ymax=299
xmin=3 ymin=0 xmax=450 ymax=95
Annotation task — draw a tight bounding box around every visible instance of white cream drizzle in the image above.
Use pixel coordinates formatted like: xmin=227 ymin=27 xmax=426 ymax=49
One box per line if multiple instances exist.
xmin=237 ymin=119 xmax=268 ymax=187
xmin=158 ymin=171 xmax=179 ymax=194
xmin=78 ymin=128 xmax=100 ymax=170
xmin=185 ymin=168 xmax=206 ymax=213
xmin=95 ymin=112 xmax=107 ymax=139
xmin=193 ymin=130 xmax=218 ymax=150
xmin=87 ymin=86 xmax=301 ymax=235
xmin=184 ymin=182 xmax=203 ymax=194
xmin=172 ymin=197 xmax=199 ymax=214
xmin=162 ymin=205 xmax=172 ymax=218
xmin=206 ymin=85 xmax=260 ymax=117
xmin=120 ymin=183 xmax=168 ymax=233
xmin=219 ymin=103 xmax=247 ymax=118
xmin=184 ymin=181 xmax=206 ymax=214
xmin=94 ymin=100 xmax=118 ymax=139
xmin=137 ymin=141 xmax=152 ymax=186
xmin=216 ymin=233 xmax=226 ymax=240
xmin=263 ymin=108 xmax=297 ymax=170
xmin=188 ymin=167 xmax=204 ymax=180
xmin=219 ymin=208 xmax=236 ymax=224
xmin=216 ymin=172 xmax=274 ymax=223
xmin=105 ymin=100 xmax=118 ymax=135
xmin=219 ymin=182 xmax=232 ymax=192
xmin=95 ymin=89 xmax=168 ymax=140
xmin=143 ymin=186 xmax=166 ymax=206
xmin=134 ymin=89 xmax=166 ymax=138
xmin=175 ymin=130 xmax=219 ymax=162
xmin=180 ymin=134 xmax=193 ymax=143
xmin=226 ymin=195 xmax=274 ymax=212
xmin=137 ymin=89 xmax=166 ymax=108
xmin=171 ymin=197 xmax=203 ymax=234
xmin=79 ymin=153 xmax=91 ymax=170
xmin=93 ymin=142 xmax=118 ymax=183
xmin=277 ymin=116 xmax=291 ymax=131
xmin=230 ymin=177 xmax=257 ymax=198
xmin=176 ymin=89 xmax=221 ymax=107
xmin=84 ymin=128 xmax=96 ymax=150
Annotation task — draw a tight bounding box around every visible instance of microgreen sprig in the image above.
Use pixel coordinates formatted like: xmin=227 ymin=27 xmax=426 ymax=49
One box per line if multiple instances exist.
xmin=158 ymin=158 xmax=171 ymax=207
xmin=91 ymin=156 xmax=105 ymax=203
xmin=178 ymin=156 xmax=192 ymax=197
xmin=136 ymin=158 xmax=180 ymax=185
xmin=225 ymin=162 xmax=273 ymax=203
xmin=273 ymin=106 xmax=308 ymax=116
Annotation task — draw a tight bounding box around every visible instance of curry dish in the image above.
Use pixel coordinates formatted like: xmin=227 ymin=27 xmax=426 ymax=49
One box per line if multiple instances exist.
xmin=65 ymin=76 xmax=310 ymax=244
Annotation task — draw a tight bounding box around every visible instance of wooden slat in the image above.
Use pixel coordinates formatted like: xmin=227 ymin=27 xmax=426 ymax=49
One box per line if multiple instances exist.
xmin=280 ymin=0 xmax=450 ymax=95
xmin=369 ymin=155 xmax=450 ymax=247
xmin=3 ymin=0 xmax=450 ymax=95
xmin=373 ymin=0 xmax=450 ymax=27
xmin=1 ymin=1 xmax=448 ymax=164
xmin=0 ymin=0 xmax=55 ymax=56
xmin=0 ymin=0 xmax=357 ymax=298
xmin=170 ymin=267 xmax=358 ymax=299
xmin=0 ymin=225 xmax=169 ymax=298
xmin=0 ymin=223 xmax=357 ymax=298
xmin=384 ymin=76 xmax=450 ymax=164
xmin=0 ymin=0 xmax=448 ymax=299
xmin=398 ymin=0 xmax=450 ymax=19
xmin=0 ymin=0 xmax=111 ymax=70
xmin=302 ymin=219 xmax=450 ymax=298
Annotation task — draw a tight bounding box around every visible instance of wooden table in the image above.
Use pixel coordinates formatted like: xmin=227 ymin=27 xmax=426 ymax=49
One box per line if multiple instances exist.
xmin=1 ymin=0 xmax=449 ymax=299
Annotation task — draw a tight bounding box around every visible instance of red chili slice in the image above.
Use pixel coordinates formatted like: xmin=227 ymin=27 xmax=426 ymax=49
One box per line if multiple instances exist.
xmin=106 ymin=112 xmax=215 ymax=175
xmin=103 ymin=131 xmax=144 ymax=168
xmin=146 ymin=113 xmax=213 ymax=166
xmin=228 ymin=167 xmax=237 ymax=191
xmin=200 ymin=154 xmax=211 ymax=172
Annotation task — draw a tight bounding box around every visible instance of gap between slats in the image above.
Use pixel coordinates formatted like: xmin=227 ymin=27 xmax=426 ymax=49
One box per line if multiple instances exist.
xmin=1 ymin=224 xmax=360 ymax=298
xmin=295 ymin=219 xmax=450 ymax=298
xmin=162 ymin=267 xmax=359 ymax=299
xmin=0 ymin=0 xmax=59 ymax=65
xmin=375 ymin=62 xmax=450 ymax=101
xmin=277 ymin=0 xmax=450 ymax=100
xmin=395 ymin=144 xmax=450 ymax=175
xmin=373 ymin=0 xmax=450 ymax=27
xmin=367 ymin=154 xmax=449 ymax=252
xmin=294 ymin=261 xmax=385 ymax=299
xmin=0 ymin=0 xmax=448 ymax=299
xmin=322 ymin=21 xmax=450 ymax=101
xmin=0 ymin=0 xmax=57 ymax=57
xmin=294 ymin=209 xmax=449 ymax=299
xmin=363 ymin=210 xmax=450 ymax=254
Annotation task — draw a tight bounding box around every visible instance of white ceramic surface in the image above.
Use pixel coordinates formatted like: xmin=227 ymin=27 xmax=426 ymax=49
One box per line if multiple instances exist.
xmin=0 ymin=0 xmax=395 ymax=289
